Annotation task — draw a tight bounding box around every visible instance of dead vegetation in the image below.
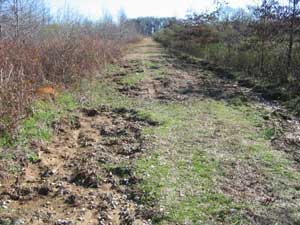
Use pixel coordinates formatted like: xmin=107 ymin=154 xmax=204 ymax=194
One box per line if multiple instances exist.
xmin=0 ymin=0 xmax=140 ymax=140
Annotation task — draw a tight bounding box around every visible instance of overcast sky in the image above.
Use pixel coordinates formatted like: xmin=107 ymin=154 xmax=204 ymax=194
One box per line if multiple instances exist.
xmin=47 ymin=0 xmax=262 ymax=20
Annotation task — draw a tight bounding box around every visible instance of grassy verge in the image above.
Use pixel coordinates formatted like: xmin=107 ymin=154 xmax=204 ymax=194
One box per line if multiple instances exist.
xmin=0 ymin=93 xmax=79 ymax=148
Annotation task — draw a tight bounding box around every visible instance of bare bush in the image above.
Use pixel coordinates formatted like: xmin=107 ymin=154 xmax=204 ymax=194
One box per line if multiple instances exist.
xmin=0 ymin=3 xmax=141 ymax=139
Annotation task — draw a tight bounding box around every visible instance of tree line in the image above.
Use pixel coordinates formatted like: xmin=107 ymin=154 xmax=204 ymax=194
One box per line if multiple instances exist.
xmin=130 ymin=17 xmax=175 ymax=36
xmin=154 ymin=0 xmax=300 ymax=108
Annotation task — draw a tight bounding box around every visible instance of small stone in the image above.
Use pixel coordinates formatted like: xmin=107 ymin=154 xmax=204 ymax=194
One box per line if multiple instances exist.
xmin=55 ymin=219 xmax=72 ymax=225
xmin=230 ymin=208 xmax=238 ymax=213
xmin=13 ymin=219 xmax=25 ymax=225
xmin=107 ymin=215 xmax=112 ymax=220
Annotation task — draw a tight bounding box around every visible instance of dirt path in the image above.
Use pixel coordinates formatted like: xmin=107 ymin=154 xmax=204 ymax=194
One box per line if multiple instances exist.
xmin=0 ymin=106 xmax=156 ymax=224
xmin=1 ymin=38 xmax=300 ymax=225
xmin=112 ymin=39 xmax=300 ymax=224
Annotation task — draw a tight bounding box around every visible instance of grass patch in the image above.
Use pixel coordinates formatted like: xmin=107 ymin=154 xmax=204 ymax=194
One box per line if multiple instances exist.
xmin=134 ymin=100 xmax=250 ymax=224
xmin=121 ymin=72 xmax=146 ymax=87
xmin=26 ymin=151 xmax=40 ymax=163
xmin=0 ymin=92 xmax=79 ymax=148
xmin=0 ymin=133 xmax=12 ymax=147
xmin=262 ymin=127 xmax=276 ymax=140
xmin=136 ymin=153 xmax=171 ymax=204
xmin=133 ymin=98 xmax=300 ymax=224
xmin=78 ymin=79 xmax=138 ymax=109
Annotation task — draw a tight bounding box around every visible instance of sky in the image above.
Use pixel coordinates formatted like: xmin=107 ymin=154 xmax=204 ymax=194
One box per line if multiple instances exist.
xmin=47 ymin=0 xmax=261 ymax=20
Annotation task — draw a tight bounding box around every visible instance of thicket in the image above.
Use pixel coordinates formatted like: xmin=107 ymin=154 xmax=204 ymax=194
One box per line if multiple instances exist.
xmin=0 ymin=0 xmax=140 ymax=138
xmin=154 ymin=0 xmax=300 ymax=109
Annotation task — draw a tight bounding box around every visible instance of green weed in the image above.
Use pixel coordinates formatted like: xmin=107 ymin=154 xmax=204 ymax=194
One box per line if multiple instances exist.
xmin=26 ymin=151 xmax=40 ymax=163
xmin=0 ymin=92 xmax=78 ymax=148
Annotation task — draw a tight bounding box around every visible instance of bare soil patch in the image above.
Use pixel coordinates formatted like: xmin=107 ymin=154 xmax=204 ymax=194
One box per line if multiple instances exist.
xmin=0 ymin=107 xmax=156 ymax=225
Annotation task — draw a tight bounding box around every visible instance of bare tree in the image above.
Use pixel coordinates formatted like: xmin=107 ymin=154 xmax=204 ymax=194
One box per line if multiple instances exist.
xmin=118 ymin=8 xmax=127 ymax=25
xmin=287 ymin=0 xmax=300 ymax=73
xmin=252 ymin=0 xmax=280 ymax=75
xmin=0 ymin=0 xmax=50 ymax=40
